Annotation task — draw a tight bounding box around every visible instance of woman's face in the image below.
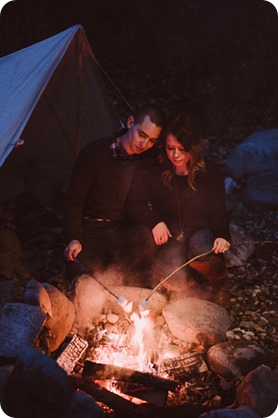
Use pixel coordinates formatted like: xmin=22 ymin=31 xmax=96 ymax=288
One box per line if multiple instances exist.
xmin=165 ymin=133 xmax=191 ymax=173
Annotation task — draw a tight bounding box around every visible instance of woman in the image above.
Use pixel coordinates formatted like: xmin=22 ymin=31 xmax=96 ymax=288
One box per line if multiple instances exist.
xmin=126 ymin=112 xmax=231 ymax=297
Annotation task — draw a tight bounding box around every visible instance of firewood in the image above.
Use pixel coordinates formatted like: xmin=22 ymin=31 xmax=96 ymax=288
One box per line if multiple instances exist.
xmin=72 ymin=375 xmax=140 ymax=415
xmin=72 ymin=375 xmax=210 ymax=418
xmin=82 ymin=360 xmax=179 ymax=391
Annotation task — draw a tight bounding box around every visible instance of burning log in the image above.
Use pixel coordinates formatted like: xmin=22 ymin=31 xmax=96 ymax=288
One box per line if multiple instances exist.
xmin=73 ymin=375 xmax=140 ymax=415
xmin=119 ymin=382 xmax=168 ymax=406
xmin=73 ymin=375 xmax=210 ymax=418
xmin=82 ymin=360 xmax=179 ymax=392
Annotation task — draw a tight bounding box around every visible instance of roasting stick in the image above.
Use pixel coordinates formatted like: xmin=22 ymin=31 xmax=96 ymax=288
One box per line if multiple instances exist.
xmin=138 ymin=249 xmax=213 ymax=312
xmin=139 ymin=240 xmax=278 ymax=311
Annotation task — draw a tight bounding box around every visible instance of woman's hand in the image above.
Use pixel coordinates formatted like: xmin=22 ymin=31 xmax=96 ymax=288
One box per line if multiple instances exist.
xmin=64 ymin=240 xmax=82 ymax=261
xmin=152 ymin=222 xmax=172 ymax=245
xmin=212 ymin=238 xmax=230 ymax=254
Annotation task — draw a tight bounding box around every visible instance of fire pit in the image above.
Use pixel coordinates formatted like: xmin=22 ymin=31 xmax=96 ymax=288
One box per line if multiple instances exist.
xmin=53 ymin=306 xmax=235 ymax=416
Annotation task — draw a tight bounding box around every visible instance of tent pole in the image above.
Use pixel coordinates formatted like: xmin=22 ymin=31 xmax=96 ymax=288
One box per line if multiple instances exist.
xmin=76 ymin=30 xmax=84 ymax=155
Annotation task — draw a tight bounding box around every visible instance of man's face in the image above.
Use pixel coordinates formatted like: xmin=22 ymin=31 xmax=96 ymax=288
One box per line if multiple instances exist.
xmin=125 ymin=115 xmax=162 ymax=154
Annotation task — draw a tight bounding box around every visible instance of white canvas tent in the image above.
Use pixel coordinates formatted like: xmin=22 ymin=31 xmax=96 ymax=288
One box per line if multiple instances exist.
xmin=0 ymin=24 xmax=121 ymax=206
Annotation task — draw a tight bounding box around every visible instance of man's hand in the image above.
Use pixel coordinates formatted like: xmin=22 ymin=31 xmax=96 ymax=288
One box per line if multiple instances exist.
xmin=212 ymin=238 xmax=230 ymax=254
xmin=152 ymin=222 xmax=172 ymax=246
xmin=64 ymin=240 xmax=82 ymax=261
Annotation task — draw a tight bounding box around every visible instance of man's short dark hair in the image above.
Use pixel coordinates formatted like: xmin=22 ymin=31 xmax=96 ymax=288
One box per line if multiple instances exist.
xmin=134 ymin=104 xmax=165 ymax=128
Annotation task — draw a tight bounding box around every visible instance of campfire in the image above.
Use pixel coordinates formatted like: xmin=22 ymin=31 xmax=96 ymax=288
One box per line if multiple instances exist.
xmin=62 ymin=248 xmax=278 ymax=418
xmin=2 ymin=242 xmax=276 ymax=418
xmin=54 ymin=297 xmax=226 ymax=416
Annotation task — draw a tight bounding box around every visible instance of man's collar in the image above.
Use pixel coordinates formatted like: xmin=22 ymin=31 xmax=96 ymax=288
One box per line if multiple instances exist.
xmin=110 ymin=129 xmax=141 ymax=160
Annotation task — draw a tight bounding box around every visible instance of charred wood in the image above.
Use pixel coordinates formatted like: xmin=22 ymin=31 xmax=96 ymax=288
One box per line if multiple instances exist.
xmin=72 ymin=375 xmax=140 ymax=415
xmin=82 ymin=360 xmax=179 ymax=392
xmin=72 ymin=375 xmax=210 ymax=418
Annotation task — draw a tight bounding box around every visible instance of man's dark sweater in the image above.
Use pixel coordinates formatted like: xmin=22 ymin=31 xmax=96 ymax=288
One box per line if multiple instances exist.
xmin=64 ymin=134 xmax=153 ymax=244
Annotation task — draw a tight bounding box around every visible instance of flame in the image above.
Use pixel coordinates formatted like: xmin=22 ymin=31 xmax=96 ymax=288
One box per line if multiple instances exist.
xmin=92 ymin=307 xmax=154 ymax=373
xmin=130 ymin=310 xmax=150 ymax=372
xmin=92 ymin=310 xmax=154 ymax=403
xmin=94 ymin=380 xmax=147 ymax=405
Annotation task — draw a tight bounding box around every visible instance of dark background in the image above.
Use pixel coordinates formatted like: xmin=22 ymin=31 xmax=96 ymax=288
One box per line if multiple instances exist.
xmin=1 ymin=0 xmax=278 ymax=144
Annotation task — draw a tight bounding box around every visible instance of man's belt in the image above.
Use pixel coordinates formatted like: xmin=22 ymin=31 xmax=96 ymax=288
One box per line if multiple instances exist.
xmin=84 ymin=216 xmax=111 ymax=223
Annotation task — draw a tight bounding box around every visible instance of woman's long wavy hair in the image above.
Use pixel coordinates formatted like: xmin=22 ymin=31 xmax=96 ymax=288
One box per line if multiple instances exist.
xmin=158 ymin=112 xmax=206 ymax=190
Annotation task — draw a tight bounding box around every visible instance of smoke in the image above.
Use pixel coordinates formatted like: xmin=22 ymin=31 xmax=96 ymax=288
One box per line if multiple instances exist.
xmin=149 ymin=243 xmax=211 ymax=301
xmin=150 ymin=243 xmax=191 ymax=290
xmin=93 ymin=264 xmax=127 ymax=287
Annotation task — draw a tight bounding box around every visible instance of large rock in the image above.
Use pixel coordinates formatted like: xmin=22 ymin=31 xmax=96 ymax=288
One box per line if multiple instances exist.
xmin=236 ymin=365 xmax=278 ymax=418
xmin=226 ymin=129 xmax=278 ymax=207
xmin=246 ymin=172 xmax=278 ymax=207
xmin=24 ymin=279 xmax=53 ymax=317
xmin=68 ymin=274 xmax=108 ymax=337
xmin=206 ymin=340 xmax=266 ymax=379
xmin=0 ymin=303 xmax=46 ymax=358
xmin=224 ymin=224 xmax=255 ymax=267
xmin=162 ymin=297 xmax=231 ymax=346
xmin=35 ymin=283 xmax=75 ymax=353
xmin=1 ymin=347 xmax=74 ymax=418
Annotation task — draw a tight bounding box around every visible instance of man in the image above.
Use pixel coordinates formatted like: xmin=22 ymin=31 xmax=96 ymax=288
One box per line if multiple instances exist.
xmin=63 ymin=104 xmax=165 ymax=283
